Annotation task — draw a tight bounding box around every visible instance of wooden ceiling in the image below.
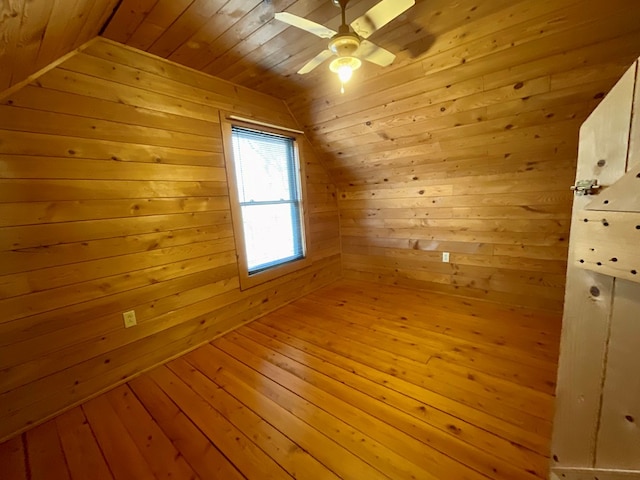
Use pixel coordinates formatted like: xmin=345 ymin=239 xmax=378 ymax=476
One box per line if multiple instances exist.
xmin=4 ymin=0 xmax=640 ymax=183
xmin=0 ymin=0 xmax=118 ymax=91
xmin=100 ymin=0 xmax=416 ymax=94
xmin=5 ymin=0 xmax=639 ymax=179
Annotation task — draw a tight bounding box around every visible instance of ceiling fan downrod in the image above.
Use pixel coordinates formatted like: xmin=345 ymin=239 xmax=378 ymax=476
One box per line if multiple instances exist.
xmin=329 ymin=0 xmax=361 ymax=94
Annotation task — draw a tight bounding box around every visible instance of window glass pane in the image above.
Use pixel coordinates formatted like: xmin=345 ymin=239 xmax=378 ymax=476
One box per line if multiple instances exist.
xmin=241 ymin=203 xmax=303 ymax=272
xmin=230 ymin=125 xmax=305 ymax=276
xmin=231 ymin=127 xmax=296 ymax=203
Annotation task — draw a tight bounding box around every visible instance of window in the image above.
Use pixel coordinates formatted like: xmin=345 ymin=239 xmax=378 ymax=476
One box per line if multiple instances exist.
xmin=222 ymin=118 xmax=309 ymax=289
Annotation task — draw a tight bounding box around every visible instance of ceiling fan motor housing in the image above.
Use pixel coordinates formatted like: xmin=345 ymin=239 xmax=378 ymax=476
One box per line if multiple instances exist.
xmin=329 ymin=25 xmax=360 ymax=57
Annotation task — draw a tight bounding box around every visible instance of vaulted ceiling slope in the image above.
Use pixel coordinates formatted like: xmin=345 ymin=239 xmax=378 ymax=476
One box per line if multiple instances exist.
xmin=3 ymin=0 xmax=640 ymax=309
xmin=0 ymin=0 xmax=118 ymax=91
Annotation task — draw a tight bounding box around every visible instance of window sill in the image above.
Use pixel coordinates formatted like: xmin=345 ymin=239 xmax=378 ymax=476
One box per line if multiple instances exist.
xmin=238 ymin=255 xmax=311 ymax=290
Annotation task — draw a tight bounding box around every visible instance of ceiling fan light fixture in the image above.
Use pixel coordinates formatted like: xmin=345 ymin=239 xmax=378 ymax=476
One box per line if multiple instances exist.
xmin=274 ymin=0 xmax=416 ymax=89
xmin=329 ymin=56 xmax=361 ymax=93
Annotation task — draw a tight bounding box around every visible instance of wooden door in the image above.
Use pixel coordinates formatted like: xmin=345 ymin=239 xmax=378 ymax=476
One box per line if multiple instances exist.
xmin=550 ymin=60 xmax=640 ymax=479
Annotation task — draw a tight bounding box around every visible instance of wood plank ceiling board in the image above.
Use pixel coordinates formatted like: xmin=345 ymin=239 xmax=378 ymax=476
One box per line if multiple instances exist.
xmin=0 ymin=0 xmax=119 ymax=91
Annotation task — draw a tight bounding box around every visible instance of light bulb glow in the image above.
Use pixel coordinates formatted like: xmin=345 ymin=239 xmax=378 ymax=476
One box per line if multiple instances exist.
xmin=337 ymin=64 xmax=353 ymax=83
xmin=329 ymin=56 xmax=362 ymax=94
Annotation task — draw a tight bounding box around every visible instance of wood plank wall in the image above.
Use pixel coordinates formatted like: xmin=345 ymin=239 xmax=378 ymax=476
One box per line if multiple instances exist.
xmin=283 ymin=0 xmax=640 ymax=311
xmin=0 ymin=37 xmax=341 ymax=442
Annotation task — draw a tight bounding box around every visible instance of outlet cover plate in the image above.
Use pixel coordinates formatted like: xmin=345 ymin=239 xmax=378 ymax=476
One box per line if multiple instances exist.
xmin=123 ymin=310 xmax=137 ymax=328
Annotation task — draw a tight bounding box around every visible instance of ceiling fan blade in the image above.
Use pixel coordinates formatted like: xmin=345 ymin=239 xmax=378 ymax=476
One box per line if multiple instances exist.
xmin=356 ymin=40 xmax=396 ymax=67
xmin=298 ymin=49 xmax=334 ymax=74
xmin=350 ymin=0 xmax=415 ymax=39
xmin=274 ymin=12 xmax=337 ymax=39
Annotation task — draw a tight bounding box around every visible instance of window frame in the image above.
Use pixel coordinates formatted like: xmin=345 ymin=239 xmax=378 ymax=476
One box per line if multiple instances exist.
xmin=220 ymin=113 xmax=311 ymax=290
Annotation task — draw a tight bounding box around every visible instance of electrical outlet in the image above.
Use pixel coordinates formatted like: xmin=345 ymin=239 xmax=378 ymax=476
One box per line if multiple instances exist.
xmin=123 ymin=310 xmax=137 ymax=328
xmin=442 ymin=252 xmax=450 ymax=263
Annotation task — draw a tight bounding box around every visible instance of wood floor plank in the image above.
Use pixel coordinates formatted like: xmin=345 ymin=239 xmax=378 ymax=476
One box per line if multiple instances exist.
xmin=185 ymin=346 xmax=394 ymax=480
xmin=296 ymin=294 xmax=556 ymax=398
xmin=340 ymin=300 xmax=557 ymax=380
xmin=301 ymin=292 xmax=559 ymax=374
xmin=436 ymin=347 xmax=557 ymax=395
xmin=197 ymin=342 xmax=431 ymax=480
xmin=147 ymin=365 xmax=291 ymax=480
xmin=287 ymin=301 xmax=440 ymax=362
xmin=25 ymin=420 xmax=71 ymax=480
xmin=0 ymin=279 xmax=559 ymax=480
xmin=129 ymin=375 xmax=244 ymax=480
xmin=306 ymin=285 xmax=560 ymax=359
xmin=105 ymin=385 xmax=199 ymax=480
xmin=307 ymin=295 xmax=557 ymax=393
xmin=168 ymin=356 xmax=342 ymax=480
xmin=240 ymin=323 xmax=548 ymax=477
xmin=0 ymin=434 xmax=27 ymax=480
xmin=262 ymin=308 xmax=550 ymax=438
xmin=250 ymin=316 xmax=550 ymax=456
xmin=55 ymin=407 xmax=114 ymax=480
xmin=326 ymin=276 xmax=560 ymax=359
xmin=229 ymin=327 xmax=542 ymax=480
xmin=211 ymin=336 xmax=487 ymax=480
xmin=273 ymin=305 xmax=434 ymax=381
xmin=304 ymin=295 xmax=559 ymax=365
xmin=82 ymin=396 xmax=156 ymax=480
xmin=318 ymin=279 xmax=560 ymax=331
xmin=425 ymin=357 xmax=554 ymax=420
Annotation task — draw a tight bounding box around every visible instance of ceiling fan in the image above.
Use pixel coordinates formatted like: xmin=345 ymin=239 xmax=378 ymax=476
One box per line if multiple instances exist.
xmin=274 ymin=0 xmax=415 ymax=93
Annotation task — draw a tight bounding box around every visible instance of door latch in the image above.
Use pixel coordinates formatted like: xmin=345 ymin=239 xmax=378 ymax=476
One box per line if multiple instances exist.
xmin=571 ymin=179 xmax=601 ymax=196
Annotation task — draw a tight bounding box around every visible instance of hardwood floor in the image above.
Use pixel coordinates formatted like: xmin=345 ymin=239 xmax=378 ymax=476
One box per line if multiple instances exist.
xmin=0 ymin=280 xmax=560 ymax=480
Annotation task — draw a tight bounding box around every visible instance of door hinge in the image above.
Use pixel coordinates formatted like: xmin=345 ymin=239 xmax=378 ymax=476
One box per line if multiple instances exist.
xmin=571 ymin=179 xmax=601 ymax=196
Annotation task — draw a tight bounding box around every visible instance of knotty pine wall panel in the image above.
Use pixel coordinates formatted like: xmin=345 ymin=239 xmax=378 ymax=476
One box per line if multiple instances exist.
xmin=0 ymin=37 xmax=341 ymax=442
xmin=285 ymin=0 xmax=640 ymax=311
